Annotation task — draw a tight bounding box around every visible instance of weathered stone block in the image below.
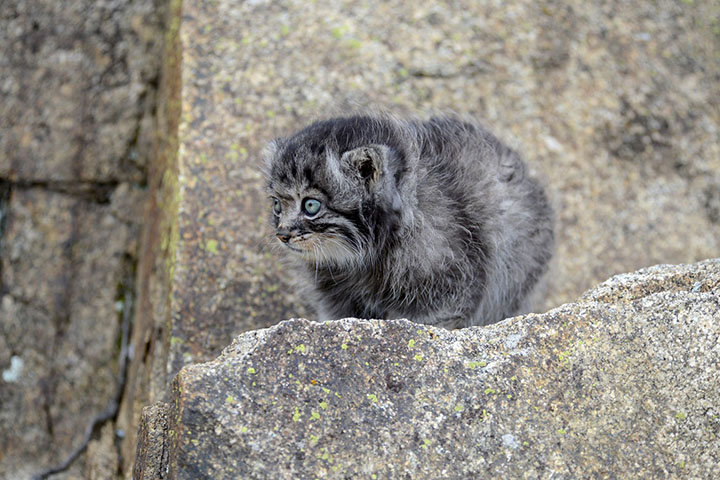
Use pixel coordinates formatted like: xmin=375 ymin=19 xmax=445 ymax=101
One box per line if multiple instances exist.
xmin=132 ymin=403 xmax=170 ymax=480
xmin=134 ymin=259 xmax=720 ymax=479
xmin=0 ymin=0 xmax=165 ymax=182
xmin=1 ymin=0 xmax=167 ymax=476
xmin=0 ymin=188 xmax=135 ymax=477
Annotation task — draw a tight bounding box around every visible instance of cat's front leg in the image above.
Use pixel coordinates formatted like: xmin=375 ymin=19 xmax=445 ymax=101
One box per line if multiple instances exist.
xmin=433 ymin=316 xmax=468 ymax=330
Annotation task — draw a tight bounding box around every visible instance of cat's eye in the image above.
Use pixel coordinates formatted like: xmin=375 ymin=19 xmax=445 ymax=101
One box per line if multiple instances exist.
xmin=303 ymin=198 xmax=322 ymax=216
xmin=272 ymin=198 xmax=282 ymax=216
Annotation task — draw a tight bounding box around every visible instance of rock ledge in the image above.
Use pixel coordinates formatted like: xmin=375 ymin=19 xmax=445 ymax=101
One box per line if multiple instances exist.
xmin=134 ymin=259 xmax=720 ymax=479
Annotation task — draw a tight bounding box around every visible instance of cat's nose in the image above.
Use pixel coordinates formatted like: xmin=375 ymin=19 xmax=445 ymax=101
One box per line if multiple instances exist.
xmin=276 ymin=233 xmax=291 ymax=243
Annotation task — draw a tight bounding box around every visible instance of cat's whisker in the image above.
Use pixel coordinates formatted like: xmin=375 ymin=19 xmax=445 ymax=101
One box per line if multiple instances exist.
xmin=325 ymin=260 xmax=337 ymax=285
xmin=312 ymin=244 xmax=320 ymax=285
xmin=320 ymin=234 xmax=361 ymax=267
xmin=256 ymin=237 xmax=280 ymax=254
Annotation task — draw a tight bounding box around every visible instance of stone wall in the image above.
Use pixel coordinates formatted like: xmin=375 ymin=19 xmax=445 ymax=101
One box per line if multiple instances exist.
xmin=0 ymin=1 xmax=167 ymax=477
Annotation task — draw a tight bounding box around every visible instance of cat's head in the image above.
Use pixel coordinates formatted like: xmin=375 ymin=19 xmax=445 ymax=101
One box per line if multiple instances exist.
xmin=262 ymin=117 xmax=406 ymax=266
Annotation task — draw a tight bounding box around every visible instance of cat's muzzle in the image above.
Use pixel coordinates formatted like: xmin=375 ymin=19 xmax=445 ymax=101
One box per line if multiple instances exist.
xmin=276 ymin=232 xmax=313 ymax=253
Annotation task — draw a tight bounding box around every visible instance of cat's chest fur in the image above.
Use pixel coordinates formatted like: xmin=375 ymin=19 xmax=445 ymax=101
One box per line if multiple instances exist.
xmin=264 ymin=114 xmax=554 ymax=328
xmin=308 ymin=247 xmax=451 ymax=319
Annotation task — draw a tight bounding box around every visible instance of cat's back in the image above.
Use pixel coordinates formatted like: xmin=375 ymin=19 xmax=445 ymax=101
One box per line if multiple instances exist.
xmin=406 ymin=115 xmax=554 ymax=322
xmin=408 ymin=116 xmax=524 ymax=184
xmin=413 ymin=116 xmax=552 ymax=235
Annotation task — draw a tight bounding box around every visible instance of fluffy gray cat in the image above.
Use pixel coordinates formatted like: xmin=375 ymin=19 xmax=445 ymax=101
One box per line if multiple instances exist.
xmin=263 ymin=114 xmax=554 ymax=328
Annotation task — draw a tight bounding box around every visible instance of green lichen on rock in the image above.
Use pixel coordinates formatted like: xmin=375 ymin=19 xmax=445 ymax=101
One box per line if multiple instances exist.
xmin=467 ymin=360 xmax=487 ymax=369
xmin=204 ymin=239 xmax=219 ymax=254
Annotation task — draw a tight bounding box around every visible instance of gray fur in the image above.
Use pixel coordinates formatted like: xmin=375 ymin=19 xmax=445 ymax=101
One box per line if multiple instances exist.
xmin=263 ymin=113 xmax=554 ymax=328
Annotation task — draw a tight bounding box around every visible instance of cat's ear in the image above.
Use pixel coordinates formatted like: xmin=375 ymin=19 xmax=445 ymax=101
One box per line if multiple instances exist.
xmin=340 ymin=145 xmax=388 ymax=186
xmin=261 ymin=138 xmax=284 ymax=170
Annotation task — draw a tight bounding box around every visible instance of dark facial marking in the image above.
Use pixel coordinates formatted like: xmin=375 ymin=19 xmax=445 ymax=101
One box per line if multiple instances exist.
xmin=303 ymin=165 xmax=314 ymax=185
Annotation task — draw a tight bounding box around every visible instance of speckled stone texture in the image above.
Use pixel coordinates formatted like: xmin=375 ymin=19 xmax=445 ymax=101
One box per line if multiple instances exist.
xmin=134 ymin=259 xmax=720 ymax=479
xmin=0 ymin=188 xmax=136 ymax=478
xmin=168 ymin=0 xmax=720 ymax=380
xmin=0 ymin=1 xmax=163 ymax=182
xmin=132 ymin=403 xmax=170 ymax=480
xmin=0 ymin=0 xmax=167 ymax=477
xmin=115 ymin=0 xmax=182 ymax=474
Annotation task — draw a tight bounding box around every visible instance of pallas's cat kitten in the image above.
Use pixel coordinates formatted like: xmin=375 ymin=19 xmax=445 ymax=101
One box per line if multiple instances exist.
xmin=263 ymin=114 xmax=553 ymax=328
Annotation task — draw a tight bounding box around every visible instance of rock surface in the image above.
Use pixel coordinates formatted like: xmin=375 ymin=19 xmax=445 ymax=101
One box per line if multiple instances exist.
xmin=0 ymin=0 xmax=163 ymax=182
xmin=134 ymin=259 xmax=720 ymax=478
xmin=0 ymin=0 xmax=167 ymax=477
xmin=0 ymin=188 xmax=135 ymax=478
xmin=132 ymin=403 xmax=170 ymax=480
xmin=4 ymin=0 xmax=720 ymax=478
xmin=167 ymin=0 xmax=720 ymax=381
xmin=115 ymin=0 xmax=182 ymax=472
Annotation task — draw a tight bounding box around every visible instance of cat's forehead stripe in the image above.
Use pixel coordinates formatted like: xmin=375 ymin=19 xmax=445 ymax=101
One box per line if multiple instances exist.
xmin=303 ymin=165 xmax=314 ymax=185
